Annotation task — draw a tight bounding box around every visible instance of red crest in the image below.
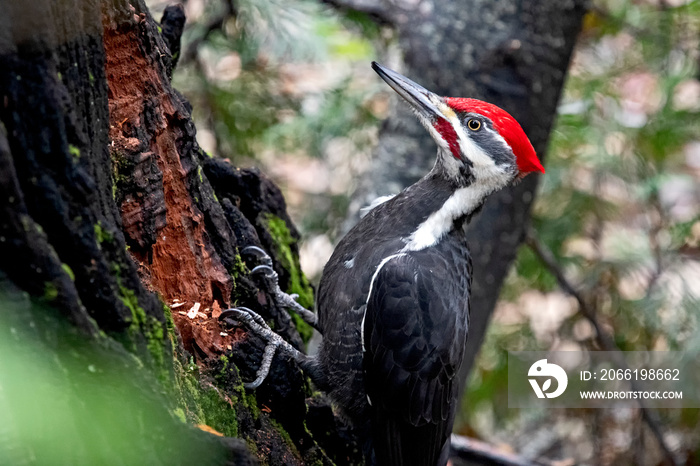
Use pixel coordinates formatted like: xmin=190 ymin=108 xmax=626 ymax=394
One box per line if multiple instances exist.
xmin=445 ymin=98 xmax=544 ymax=174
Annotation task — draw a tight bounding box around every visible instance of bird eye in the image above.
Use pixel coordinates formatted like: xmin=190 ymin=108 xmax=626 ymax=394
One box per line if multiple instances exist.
xmin=467 ymin=119 xmax=481 ymax=131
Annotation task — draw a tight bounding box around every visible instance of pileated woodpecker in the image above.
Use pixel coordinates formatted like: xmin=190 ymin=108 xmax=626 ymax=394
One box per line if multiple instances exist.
xmin=222 ymin=62 xmax=544 ymax=466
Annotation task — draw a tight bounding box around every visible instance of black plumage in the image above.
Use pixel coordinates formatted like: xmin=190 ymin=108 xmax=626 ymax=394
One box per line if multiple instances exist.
xmin=307 ymin=63 xmax=538 ymax=465
xmin=364 ymin=243 xmax=471 ymax=465
xmin=315 ymin=174 xmax=473 ymax=466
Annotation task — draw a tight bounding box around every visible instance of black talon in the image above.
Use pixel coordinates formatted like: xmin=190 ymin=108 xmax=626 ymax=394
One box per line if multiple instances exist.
xmin=241 ymin=245 xmax=273 ymax=268
xmin=218 ymin=308 xmax=241 ymax=322
xmin=251 ymin=264 xmax=278 ymax=279
xmin=219 ymin=306 xmax=258 ymax=324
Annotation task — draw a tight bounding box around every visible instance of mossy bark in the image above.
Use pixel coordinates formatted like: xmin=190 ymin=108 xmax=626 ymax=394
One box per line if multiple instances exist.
xmin=0 ymin=0 xmax=344 ymax=464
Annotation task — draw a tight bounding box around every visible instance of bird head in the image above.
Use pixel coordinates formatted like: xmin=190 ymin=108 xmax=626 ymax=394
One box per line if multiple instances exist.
xmin=372 ymin=62 xmax=544 ymax=188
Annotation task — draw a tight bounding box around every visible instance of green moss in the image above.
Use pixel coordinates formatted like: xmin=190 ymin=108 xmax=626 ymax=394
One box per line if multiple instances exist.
xmin=119 ymin=286 xmax=144 ymax=329
xmin=146 ymin=317 xmax=165 ymax=365
xmin=111 ymin=151 xmax=130 ymax=200
xmin=197 ymin=165 xmax=204 ymax=183
xmin=68 ymin=144 xmax=80 ymax=158
xmin=270 ymin=418 xmax=299 ymax=456
xmin=219 ymin=354 xmax=229 ymax=369
xmin=43 ymin=282 xmax=58 ymax=301
xmin=245 ymin=438 xmax=259 ymax=456
xmin=118 ymin=285 xmax=166 ymax=376
xmin=227 ymin=252 xmax=249 ymax=300
xmin=290 ymin=312 xmax=313 ymax=343
xmin=57 ymin=71 xmax=62 ymax=81
xmin=215 ymin=355 xmax=233 ymax=386
xmin=173 ymin=407 xmax=186 ymax=423
xmin=231 ymin=252 xmax=248 ymax=279
xmin=88 ymin=72 xmax=95 ymax=83
xmin=170 ymin=357 xmax=243 ymax=439
xmin=20 ymin=215 xmax=31 ymax=232
xmin=61 ymin=263 xmax=75 ymax=281
xmin=163 ymin=303 xmax=176 ymax=343
xmin=172 ymin=357 xmax=205 ymax=422
xmin=262 ymin=213 xmax=315 ymax=343
xmin=199 ymin=387 xmax=239 ymax=438
xmin=245 ymin=392 xmax=261 ymax=420
xmin=94 ymin=221 xmax=114 ymax=245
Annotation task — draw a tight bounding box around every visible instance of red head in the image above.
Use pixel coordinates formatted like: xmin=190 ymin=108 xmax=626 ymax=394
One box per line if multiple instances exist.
xmin=445 ymin=98 xmax=544 ymax=175
xmin=372 ymin=62 xmax=545 ymax=183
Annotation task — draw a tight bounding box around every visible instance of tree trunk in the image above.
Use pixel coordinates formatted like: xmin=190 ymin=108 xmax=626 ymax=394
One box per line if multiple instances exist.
xmin=0 ymin=0 xmax=587 ymax=463
xmin=337 ymin=0 xmax=587 ymax=382
xmin=0 ymin=0 xmax=349 ymax=464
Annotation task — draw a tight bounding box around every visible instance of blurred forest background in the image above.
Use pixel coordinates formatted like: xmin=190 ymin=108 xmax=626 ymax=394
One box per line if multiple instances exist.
xmin=146 ymin=0 xmax=700 ymax=463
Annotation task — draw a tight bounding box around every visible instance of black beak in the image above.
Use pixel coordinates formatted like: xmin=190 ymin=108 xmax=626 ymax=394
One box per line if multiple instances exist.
xmin=372 ymin=62 xmax=444 ymax=122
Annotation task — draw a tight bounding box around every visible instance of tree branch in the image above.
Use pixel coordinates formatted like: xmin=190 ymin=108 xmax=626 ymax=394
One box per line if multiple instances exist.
xmin=525 ymin=228 xmax=680 ymax=466
xmin=450 ymin=434 xmax=548 ymax=466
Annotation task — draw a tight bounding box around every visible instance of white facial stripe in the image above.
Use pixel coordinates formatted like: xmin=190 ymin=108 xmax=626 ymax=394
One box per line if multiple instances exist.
xmin=449 ymin=114 xmax=495 ymax=168
xmin=454 ymin=115 xmax=514 ymax=183
xmin=424 ymin=118 xmax=450 ymax=152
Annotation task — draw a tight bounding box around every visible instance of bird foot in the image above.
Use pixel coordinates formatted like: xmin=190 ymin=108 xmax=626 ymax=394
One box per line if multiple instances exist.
xmin=219 ymin=307 xmax=305 ymax=389
xmin=241 ymin=246 xmax=319 ymax=332
xmin=241 ymin=245 xmax=273 ymax=268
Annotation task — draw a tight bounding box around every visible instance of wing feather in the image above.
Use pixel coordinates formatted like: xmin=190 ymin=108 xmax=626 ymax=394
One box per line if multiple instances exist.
xmin=363 ymin=251 xmax=470 ymax=466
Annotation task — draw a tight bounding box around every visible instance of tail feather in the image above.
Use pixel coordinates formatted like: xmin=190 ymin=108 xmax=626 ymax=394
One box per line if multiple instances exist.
xmin=372 ymin=410 xmax=449 ymax=466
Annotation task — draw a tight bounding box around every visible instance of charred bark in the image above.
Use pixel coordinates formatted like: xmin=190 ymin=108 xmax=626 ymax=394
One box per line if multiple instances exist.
xmin=0 ymin=0 xmax=344 ymax=464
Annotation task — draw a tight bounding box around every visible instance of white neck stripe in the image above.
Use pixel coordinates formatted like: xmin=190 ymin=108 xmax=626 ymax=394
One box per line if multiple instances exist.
xmin=402 ymin=183 xmax=494 ymax=251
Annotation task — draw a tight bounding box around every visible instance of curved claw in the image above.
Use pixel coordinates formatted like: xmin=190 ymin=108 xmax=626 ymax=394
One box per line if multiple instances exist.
xmin=241 ymin=245 xmax=273 ymax=268
xmin=218 ymin=308 xmax=239 ymax=322
xmin=218 ymin=307 xmax=247 ymax=324
xmin=219 ymin=307 xmax=268 ymax=328
xmin=251 ymin=264 xmax=278 ymax=279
